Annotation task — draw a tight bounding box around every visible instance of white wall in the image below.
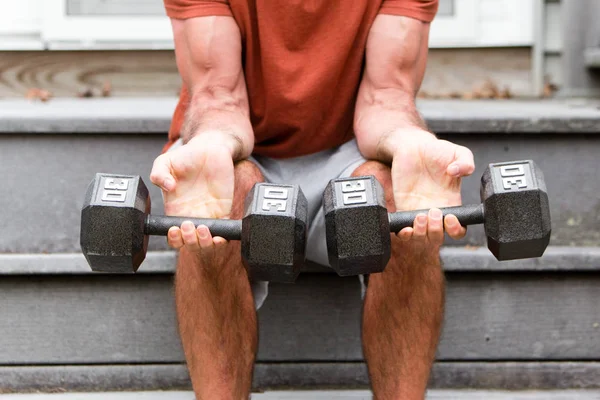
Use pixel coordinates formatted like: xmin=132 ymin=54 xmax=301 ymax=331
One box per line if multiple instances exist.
xmin=1 ymin=0 xmax=540 ymax=50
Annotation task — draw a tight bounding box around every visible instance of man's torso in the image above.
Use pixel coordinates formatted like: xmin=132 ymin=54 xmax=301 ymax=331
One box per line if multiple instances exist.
xmin=165 ymin=0 xmax=438 ymax=157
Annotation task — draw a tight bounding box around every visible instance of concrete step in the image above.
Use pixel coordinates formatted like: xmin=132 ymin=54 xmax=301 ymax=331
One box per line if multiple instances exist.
xmin=1 ymin=98 xmax=599 ymax=392
xmin=1 ymin=390 xmax=600 ymax=400
xmin=2 ymin=97 xmax=600 ymax=134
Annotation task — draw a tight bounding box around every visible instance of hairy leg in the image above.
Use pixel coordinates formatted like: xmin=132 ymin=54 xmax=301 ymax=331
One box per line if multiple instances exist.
xmin=355 ymin=161 xmax=445 ymax=400
xmin=175 ymin=160 xmax=263 ymax=400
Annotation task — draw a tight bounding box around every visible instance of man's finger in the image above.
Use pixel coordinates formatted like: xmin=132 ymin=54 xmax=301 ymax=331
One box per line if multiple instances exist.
xmin=150 ymin=154 xmax=176 ymax=192
xmin=167 ymin=226 xmax=184 ymax=249
xmin=213 ymin=237 xmax=228 ymax=247
xmin=197 ymin=225 xmax=214 ymax=249
xmin=397 ymin=227 xmax=414 ymax=241
xmin=427 ymin=208 xmax=444 ymax=243
xmin=445 ymin=214 xmax=467 ymax=239
xmin=181 ymin=221 xmax=201 ymax=251
xmin=447 ymin=145 xmax=475 ymax=178
xmin=412 ymin=213 xmax=428 ymax=240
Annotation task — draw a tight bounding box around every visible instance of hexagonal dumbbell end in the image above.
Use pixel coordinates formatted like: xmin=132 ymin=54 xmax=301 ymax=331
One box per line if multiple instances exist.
xmin=242 ymin=183 xmax=308 ymax=283
xmin=481 ymin=160 xmax=551 ymax=260
xmin=80 ymin=173 xmax=150 ymax=272
xmin=323 ymin=176 xmax=391 ymax=276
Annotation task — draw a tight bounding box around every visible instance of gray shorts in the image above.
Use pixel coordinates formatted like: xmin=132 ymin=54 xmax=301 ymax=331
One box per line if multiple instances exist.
xmin=169 ymin=139 xmax=367 ymax=309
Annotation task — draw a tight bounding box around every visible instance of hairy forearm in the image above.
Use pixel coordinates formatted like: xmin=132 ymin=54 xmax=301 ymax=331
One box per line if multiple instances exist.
xmin=173 ymin=16 xmax=254 ymax=160
xmin=355 ymin=85 xmax=430 ymax=162
xmin=354 ymin=15 xmax=434 ymax=162
xmin=182 ymin=84 xmax=254 ymax=161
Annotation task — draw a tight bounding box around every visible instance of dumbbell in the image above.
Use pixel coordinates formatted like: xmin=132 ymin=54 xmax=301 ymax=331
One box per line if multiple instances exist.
xmin=323 ymin=160 xmax=551 ymax=276
xmin=80 ymin=173 xmax=308 ymax=282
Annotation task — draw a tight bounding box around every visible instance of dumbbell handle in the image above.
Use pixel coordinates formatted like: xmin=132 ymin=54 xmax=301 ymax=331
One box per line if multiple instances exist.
xmin=145 ymin=215 xmax=243 ymax=240
xmin=388 ymin=203 xmax=485 ymax=232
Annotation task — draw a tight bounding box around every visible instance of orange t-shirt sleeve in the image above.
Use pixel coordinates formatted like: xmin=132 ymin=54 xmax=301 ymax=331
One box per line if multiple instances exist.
xmin=379 ymin=0 xmax=438 ymax=22
xmin=163 ymin=0 xmax=232 ymax=20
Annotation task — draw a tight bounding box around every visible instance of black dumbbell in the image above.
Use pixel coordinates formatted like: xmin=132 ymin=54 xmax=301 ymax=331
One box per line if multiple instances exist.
xmin=323 ymin=160 xmax=551 ymax=276
xmin=80 ymin=173 xmax=308 ymax=282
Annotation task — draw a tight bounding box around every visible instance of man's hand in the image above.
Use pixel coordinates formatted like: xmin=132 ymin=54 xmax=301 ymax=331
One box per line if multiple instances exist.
xmin=389 ymin=129 xmax=475 ymax=245
xmin=150 ymin=137 xmax=235 ymax=251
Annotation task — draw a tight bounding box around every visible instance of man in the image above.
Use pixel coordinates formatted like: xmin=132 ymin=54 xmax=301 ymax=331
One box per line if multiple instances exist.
xmin=150 ymin=0 xmax=475 ymax=398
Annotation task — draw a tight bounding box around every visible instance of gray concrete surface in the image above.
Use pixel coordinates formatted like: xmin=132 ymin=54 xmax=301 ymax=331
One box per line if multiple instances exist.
xmin=2 ymin=274 xmax=600 ymax=364
xmin=1 ymin=390 xmax=600 ymax=399
xmin=3 ymin=362 xmax=599 ymax=393
xmin=560 ymin=0 xmax=600 ymax=97
xmin=2 ymin=98 xmax=600 ymax=133
xmin=1 ymin=246 xmax=598 ymax=275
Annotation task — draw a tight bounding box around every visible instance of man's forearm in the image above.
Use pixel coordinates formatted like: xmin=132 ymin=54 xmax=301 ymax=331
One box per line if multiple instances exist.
xmin=171 ymin=16 xmax=254 ymax=160
xmin=354 ymin=14 xmax=433 ymax=163
xmin=355 ymin=85 xmax=431 ymax=162
xmin=182 ymin=86 xmax=254 ymax=161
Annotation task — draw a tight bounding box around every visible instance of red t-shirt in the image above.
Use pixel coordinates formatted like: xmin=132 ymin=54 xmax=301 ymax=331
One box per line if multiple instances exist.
xmin=164 ymin=0 xmax=438 ymax=157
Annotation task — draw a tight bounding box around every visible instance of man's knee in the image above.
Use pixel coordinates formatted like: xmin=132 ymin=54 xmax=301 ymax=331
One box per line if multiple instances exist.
xmin=351 ymin=161 xmax=396 ymax=212
xmin=231 ymin=160 xmax=264 ymax=219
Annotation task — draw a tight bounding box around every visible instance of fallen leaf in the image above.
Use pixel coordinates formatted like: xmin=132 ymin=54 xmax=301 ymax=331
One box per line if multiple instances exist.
xmin=25 ymin=88 xmax=52 ymax=102
xmin=102 ymin=81 xmax=112 ymax=97
xmin=77 ymin=88 xmax=95 ymax=98
xmin=499 ymin=86 xmax=512 ymax=99
xmin=39 ymin=90 xmax=52 ymax=102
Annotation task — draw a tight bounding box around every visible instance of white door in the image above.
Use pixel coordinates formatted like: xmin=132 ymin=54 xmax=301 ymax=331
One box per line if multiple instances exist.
xmin=0 ymin=0 xmax=44 ymax=49
xmin=42 ymin=0 xmax=173 ymax=49
xmin=430 ymin=0 xmax=535 ymax=47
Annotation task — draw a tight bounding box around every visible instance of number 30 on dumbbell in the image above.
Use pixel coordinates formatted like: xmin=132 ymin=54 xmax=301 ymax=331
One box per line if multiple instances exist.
xmin=323 ymin=160 xmax=552 ymax=277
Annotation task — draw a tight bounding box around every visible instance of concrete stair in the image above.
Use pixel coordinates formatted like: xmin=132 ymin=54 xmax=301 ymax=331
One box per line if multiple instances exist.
xmin=2 ymin=391 xmax=600 ymax=399
xmin=1 ymin=98 xmax=599 ymax=392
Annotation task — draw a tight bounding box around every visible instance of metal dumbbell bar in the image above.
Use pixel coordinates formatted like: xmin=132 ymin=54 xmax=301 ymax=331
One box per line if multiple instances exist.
xmin=80 ymin=173 xmax=308 ymax=283
xmin=339 ymin=181 xmax=486 ymax=230
xmin=324 ymin=160 xmax=552 ymax=276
